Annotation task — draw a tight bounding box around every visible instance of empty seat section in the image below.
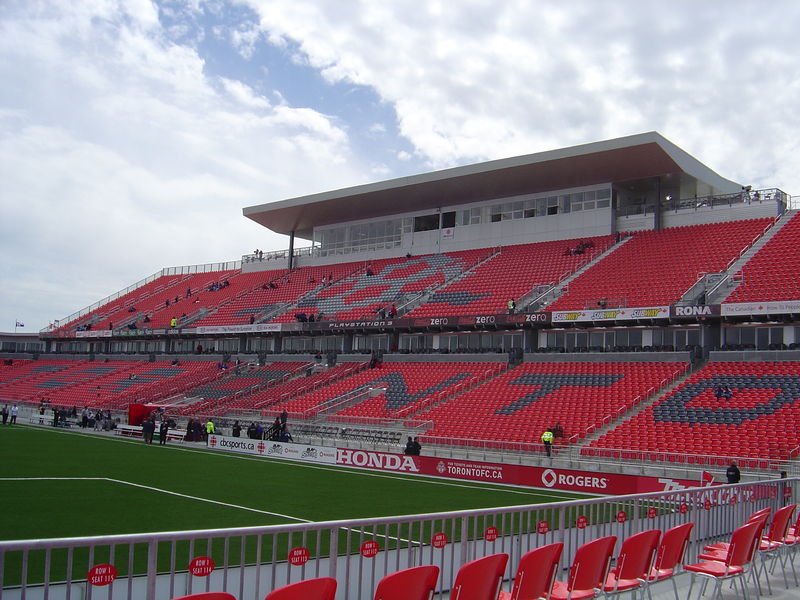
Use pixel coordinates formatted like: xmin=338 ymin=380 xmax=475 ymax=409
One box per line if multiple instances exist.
xmin=268 ymin=250 xmax=491 ymax=323
xmin=270 ymin=362 xmax=506 ymax=421
xmin=547 ymin=219 xmax=772 ymax=311
xmin=725 ymin=212 xmax=800 ymax=303
xmin=179 ymin=362 xmax=309 ymax=415
xmin=420 ymin=362 xmax=686 ymax=448
xmin=588 ymin=361 xmax=800 ymax=465
xmin=52 ymin=273 xmax=187 ymax=334
xmin=193 ymin=262 xmax=359 ymax=326
xmin=218 ymin=362 xmax=368 ymax=415
xmin=408 ymin=236 xmax=614 ymax=317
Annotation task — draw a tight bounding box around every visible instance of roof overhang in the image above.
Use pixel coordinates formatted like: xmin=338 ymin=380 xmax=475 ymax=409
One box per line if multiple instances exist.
xmin=243 ymin=132 xmax=741 ymax=240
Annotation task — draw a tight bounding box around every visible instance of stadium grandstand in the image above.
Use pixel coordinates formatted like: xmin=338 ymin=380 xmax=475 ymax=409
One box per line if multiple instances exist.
xmin=3 ymin=131 xmax=800 ymax=599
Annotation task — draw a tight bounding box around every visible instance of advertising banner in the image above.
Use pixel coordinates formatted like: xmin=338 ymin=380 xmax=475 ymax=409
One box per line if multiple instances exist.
xmin=208 ymin=435 xmax=336 ymax=464
xmin=334 ymin=448 xmax=700 ymax=494
xmin=194 ymin=323 xmax=282 ymax=335
xmin=670 ymin=305 xmax=721 ymax=318
xmin=75 ymin=330 xmax=113 ymax=338
xmin=551 ymin=306 xmax=669 ymax=324
xmin=721 ymin=300 xmax=800 ymax=317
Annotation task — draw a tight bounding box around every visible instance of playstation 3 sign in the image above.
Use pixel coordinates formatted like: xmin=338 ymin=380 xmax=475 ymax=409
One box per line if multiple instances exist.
xmin=671 ymin=305 xmax=721 ymax=318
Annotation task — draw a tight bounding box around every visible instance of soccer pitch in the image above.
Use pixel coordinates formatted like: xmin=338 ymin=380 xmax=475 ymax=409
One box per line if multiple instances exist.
xmin=0 ymin=425 xmax=588 ymax=542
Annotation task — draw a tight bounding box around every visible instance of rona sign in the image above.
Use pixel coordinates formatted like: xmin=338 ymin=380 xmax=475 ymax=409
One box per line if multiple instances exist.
xmin=672 ymin=305 xmax=720 ymax=317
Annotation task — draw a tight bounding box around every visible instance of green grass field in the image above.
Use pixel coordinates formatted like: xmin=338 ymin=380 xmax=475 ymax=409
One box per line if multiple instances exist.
xmin=1 ymin=424 xmax=592 ymax=587
xmin=0 ymin=424 xmax=588 ymax=542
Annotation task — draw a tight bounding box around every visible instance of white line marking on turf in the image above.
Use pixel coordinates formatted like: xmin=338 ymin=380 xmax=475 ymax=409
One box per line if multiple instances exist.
xmin=15 ymin=423 xmax=585 ymax=501
xmin=0 ymin=476 xmax=309 ymax=522
xmin=0 ymin=475 xmax=414 ymax=544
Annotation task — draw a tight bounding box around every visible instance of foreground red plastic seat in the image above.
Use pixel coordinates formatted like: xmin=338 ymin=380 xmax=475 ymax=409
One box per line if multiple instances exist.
xmin=756 ymin=504 xmax=797 ymax=594
xmin=373 ymin=565 xmax=439 ymax=600
xmin=551 ymin=536 xmax=616 ymax=600
xmin=450 ymin=553 xmax=509 ymax=600
xmin=264 ymin=576 xmax=337 ymax=600
xmin=647 ymin=522 xmax=694 ymax=600
xmin=603 ymin=529 xmax=660 ymax=599
xmin=685 ymin=520 xmax=761 ymax=599
xmin=498 ymin=542 xmax=563 ymax=600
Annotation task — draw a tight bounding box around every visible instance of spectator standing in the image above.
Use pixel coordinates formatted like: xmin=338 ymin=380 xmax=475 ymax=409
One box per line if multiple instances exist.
xmin=726 ymin=461 xmax=741 ymax=484
xmin=159 ymin=420 xmax=169 ymax=445
xmin=205 ymin=419 xmax=215 ymax=445
xmin=541 ymin=428 xmax=554 ymax=457
xmin=507 ymin=299 xmax=516 ymax=314
xmin=142 ymin=418 xmax=155 ymax=444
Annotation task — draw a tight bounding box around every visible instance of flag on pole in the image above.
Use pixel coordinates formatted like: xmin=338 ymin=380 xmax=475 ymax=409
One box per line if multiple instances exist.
xmin=701 ymin=470 xmax=715 ymax=486
xmin=15 ymin=321 xmax=24 ymax=328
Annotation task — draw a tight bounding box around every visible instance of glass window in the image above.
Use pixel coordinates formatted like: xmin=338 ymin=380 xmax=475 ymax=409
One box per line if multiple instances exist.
xmin=756 ymin=328 xmax=769 ymax=349
xmin=441 ymin=211 xmax=456 ymax=228
xmin=565 ymin=332 xmax=576 ymax=351
xmin=576 ymin=332 xmax=588 ymax=348
xmin=413 ymin=214 xmax=439 ymax=232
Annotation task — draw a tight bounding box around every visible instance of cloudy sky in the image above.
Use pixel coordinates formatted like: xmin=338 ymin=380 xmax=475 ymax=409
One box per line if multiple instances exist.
xmin=2 ymin=0 xmax=799 ymax=332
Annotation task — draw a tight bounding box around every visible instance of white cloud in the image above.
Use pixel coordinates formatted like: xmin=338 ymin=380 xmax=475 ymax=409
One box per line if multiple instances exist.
xmin=4 ymin=0 xmax=800 ymax=331
xmin=0 ymin=0 xmax=365 ymax=330
xmin=220 ymin=77 xmax=270 ymax=109
xmin=240 ymin=0 xmax=800 ymax=194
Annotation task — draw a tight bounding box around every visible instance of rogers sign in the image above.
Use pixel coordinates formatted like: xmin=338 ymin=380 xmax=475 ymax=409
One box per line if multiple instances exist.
xmin=541 ymin=468 xmax=608 ymax=491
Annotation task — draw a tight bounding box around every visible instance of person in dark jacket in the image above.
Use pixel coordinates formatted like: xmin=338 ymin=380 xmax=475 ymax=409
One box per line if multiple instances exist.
xmin=726 ymin=461 xmax=741 ymax=484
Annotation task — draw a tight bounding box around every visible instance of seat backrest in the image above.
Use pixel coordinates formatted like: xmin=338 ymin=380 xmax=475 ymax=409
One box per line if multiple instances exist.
xmin=566 ymin=536 xmax=617 ymax=592
xmin=791 ymin=511 xmax=800 ymax=537
xmin=451 ymin=553 xmax=509 ymax=600
xmin=654 ymin=522 xmax=695 ymax=571
xmin=509 ymin=543 xmax=563 ymax=600
xmin=726 ymin=521 xmax=762 ymax=567
xmin=747 ymin=507 xmax=772 ymax=523
xmin=764 ymin=504 xmax=797 ymax=543
xmin=264 ymin=576 xmax=337 ymax=600
xmin=374 ymin=565 xmax=440 ymax=600
xmin=170 ymin=593 xmax=237 ymax=600
xmin=613 ymin=529 xmax=661 ymax=581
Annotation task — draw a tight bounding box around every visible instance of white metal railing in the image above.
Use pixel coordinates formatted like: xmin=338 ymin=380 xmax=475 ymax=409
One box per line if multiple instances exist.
xmin=0 ymin=479 xmax=794 ymax=600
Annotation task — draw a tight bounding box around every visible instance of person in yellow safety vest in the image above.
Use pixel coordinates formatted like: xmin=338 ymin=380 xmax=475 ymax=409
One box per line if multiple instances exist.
xmin=205 ymin=419 xmax=215 ymax=445
xmin=507 ymin=298 xmax=516 ymax=314
xmin=541 ymin=428 xmax=554 ymax=457
xmin=170 ymin=317 xmax=178 ymax=328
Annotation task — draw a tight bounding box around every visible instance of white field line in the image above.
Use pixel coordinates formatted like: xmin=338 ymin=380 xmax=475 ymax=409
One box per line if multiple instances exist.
xmin=0 ymin=476 xmax=415 ymax=544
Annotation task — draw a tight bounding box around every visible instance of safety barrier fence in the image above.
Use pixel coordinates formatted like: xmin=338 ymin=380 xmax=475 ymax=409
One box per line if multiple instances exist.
xmin=0 ymin=478 xmax=795 ymax=600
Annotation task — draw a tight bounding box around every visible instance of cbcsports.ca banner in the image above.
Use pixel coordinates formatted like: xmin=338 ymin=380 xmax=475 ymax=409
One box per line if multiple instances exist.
xmin=208 ymin=435 xmax=336 ymax=464
xmin=335 ymin=448 xmax=700 ymax=495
